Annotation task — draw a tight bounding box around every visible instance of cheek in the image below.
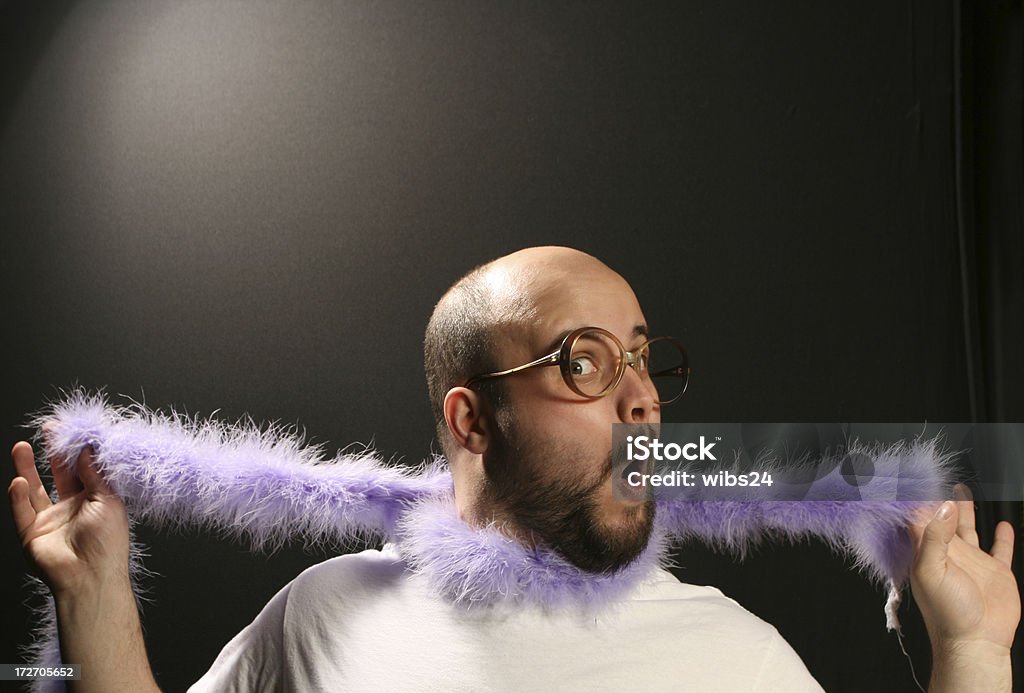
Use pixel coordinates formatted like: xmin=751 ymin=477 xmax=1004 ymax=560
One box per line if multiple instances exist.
xmin=555 ymin=411 xmax=617 ymax=479
xmin=538 ymin=405 xmax=611 ymax=446
xmin=502 ymin=384 xmax=619 ymax=467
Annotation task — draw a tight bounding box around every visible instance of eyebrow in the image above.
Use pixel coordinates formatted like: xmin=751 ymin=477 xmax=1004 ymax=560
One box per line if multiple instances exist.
xmin=544 ymin=324 xmax=651 ymax=352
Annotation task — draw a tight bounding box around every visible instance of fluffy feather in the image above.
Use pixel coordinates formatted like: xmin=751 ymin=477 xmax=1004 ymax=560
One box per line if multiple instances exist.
xmin=656 ymin=438 xmax=957 ymax=588
xmin=19 ymin=390 xmax=959 ymax=689
xmin=31 ymin=389 xmax=451 ymax=550
xmin=394 ymin=493 xmax=672 ymax=610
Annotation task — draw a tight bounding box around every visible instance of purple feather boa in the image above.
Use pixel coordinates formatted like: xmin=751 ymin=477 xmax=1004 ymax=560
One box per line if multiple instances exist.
xmin=21 ymin=390 xmax=958 ymax=689
xmin=657 ymin=436 xmax=956 ymax=588
xmin=394 ymin=493 xmax=672 ymax=610
xmin=32 ymin=391 xmax=452 ymax=548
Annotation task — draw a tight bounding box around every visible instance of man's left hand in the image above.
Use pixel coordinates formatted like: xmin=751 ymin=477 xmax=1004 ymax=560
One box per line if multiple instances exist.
xmin=907 ymin=485 xmax=1020 ymax=692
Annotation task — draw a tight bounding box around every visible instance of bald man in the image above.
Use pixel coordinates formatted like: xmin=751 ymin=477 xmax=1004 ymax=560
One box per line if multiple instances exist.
xmin=9 ymin=247 xmax=1020 ymax=691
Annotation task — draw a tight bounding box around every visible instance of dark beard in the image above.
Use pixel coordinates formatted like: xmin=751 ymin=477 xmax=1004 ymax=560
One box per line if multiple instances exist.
xmin=479 ymin=418 xmax=655 ymax=574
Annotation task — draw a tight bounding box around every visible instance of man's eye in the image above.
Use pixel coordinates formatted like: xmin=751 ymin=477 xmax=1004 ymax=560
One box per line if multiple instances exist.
xmin=570 ymin=356 xmax=599 ymax=377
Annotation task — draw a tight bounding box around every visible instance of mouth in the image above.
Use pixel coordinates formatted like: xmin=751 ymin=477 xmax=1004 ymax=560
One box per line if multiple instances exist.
xmin=610 ymin=450 xmax=652 ymax=503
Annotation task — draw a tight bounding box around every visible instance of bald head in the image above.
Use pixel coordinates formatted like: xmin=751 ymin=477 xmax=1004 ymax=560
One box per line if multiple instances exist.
xmin=423 ymin=246 xmax=638 ymax=455
xmin=479 ymin=247 xmax=627 ymax=307
xmin=485 ymin=246 xmax=615 ymax=274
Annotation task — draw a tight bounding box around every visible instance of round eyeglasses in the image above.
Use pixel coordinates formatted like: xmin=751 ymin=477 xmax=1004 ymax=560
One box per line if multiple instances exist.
xmin=464 ymin=326 xmax=690 ymax=405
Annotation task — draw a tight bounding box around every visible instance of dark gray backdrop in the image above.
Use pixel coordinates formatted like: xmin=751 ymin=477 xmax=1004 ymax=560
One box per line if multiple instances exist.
xmin=2 ymin=1 xmax=1021 ymax=691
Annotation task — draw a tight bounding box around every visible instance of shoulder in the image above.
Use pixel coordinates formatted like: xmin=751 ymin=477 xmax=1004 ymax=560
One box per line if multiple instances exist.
xmin=287 ymin=546 xmax=406 ymax=598
xmin=189 ymin=547 xmax=410 ymax=692
xmin=280 ymin=544 xmax=429 ymax=624
xmin=634 ymin=568 xmax=776 ymax=626
xmin=623 ymin=569 xmax=823 ymax=691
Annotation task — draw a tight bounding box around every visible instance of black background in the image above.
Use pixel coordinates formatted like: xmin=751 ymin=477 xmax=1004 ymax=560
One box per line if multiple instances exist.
xmin=1 ymin=1 xmax=1021 ymax=691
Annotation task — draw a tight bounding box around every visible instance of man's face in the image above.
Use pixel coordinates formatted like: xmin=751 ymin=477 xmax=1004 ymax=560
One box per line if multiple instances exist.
xmin=478 ymin=260 xmax=660 ymax=573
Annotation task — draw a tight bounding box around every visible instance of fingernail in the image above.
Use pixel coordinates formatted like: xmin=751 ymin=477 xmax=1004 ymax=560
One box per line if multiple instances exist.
xmin=936 ymin=501 xmax=954 ymax=520
xmin=953 ymin=484 xmax=973 ymax=502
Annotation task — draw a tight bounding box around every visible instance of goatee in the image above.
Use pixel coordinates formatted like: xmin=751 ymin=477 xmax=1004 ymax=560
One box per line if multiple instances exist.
xmin=479 ymin=422 xmax=655 ymax=574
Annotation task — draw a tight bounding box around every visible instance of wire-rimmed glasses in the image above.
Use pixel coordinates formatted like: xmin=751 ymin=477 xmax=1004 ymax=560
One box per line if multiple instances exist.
xmin=464 ymin=326 xmax=690 ymax=404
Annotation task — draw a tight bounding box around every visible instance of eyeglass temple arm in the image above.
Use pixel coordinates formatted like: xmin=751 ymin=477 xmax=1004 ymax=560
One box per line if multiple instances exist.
xmin=648 ymin=366 xmax=692 ymax=378
xmin=464 ymin=351 xmax=560 ymax=387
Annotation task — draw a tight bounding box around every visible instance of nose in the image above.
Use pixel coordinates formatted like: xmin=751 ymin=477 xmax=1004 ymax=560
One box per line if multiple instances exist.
xmin=616 ymin=365 xmax=659 ymax=424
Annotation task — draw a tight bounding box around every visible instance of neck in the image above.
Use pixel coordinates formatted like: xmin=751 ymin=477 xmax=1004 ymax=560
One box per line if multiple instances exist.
xmin=391 ymin=491 xmax=669 ymax=609
xmin=452 ymin=452 xmax=538 ymax=547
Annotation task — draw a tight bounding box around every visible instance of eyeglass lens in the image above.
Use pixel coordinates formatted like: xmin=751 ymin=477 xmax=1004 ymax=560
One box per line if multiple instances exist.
xmin=567 ymin=331 xmax=688 ymax=403
xmin=644 ymin=337 xmax=689 ymax=404
xmin=567 ymin=331 xmax=622 ymax=397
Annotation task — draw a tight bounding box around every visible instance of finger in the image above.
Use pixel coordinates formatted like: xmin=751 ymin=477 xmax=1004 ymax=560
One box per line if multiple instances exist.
xmin=76 ymin=447 xmax=113 ymax=496
xmin=11 ymin=442 xmax=51 ymax=512
xmin=46 ymin=442 xmax=84 ymax=501
xmin=990 ymin=521 xmax=1015 ymax=567
xmin=907 ymin=501 xmax=942 ymax=548
xmin=914 ymin=501 xmax=958 ymax=578
xmin=7 ymin=476 xmax=37 ymax=537
xmin=953 ymin=483 xmax=979 ymax=548
xmin=49 ymin=445 xmax=84 ymax=500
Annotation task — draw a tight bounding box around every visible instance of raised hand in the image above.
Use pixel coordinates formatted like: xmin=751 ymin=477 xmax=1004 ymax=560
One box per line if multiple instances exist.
xmin=8 ymin=441 xmax=131 ymax=596
xmin=8 ymin=440 xmax=159 ymax=692
xmin=908 ymin=485 xmax=1020 ymax=692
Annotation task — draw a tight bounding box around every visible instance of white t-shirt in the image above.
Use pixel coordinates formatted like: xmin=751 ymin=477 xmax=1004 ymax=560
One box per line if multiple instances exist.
xmin=190 ymin=546 xmax=823 ymax=692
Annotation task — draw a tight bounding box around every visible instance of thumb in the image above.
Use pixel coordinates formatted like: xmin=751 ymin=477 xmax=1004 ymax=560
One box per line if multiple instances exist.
xmin=76 ymin=447 xmax=114 ymax=496
xmin=914 ymin=501 xmax=958 ymax=579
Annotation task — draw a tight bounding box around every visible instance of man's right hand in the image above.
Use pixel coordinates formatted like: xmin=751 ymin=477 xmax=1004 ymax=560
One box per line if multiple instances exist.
xmin=8 ymin=441 xmax=131 ymax=597
xmin=8 ymin=440 xmax=159 ymax=692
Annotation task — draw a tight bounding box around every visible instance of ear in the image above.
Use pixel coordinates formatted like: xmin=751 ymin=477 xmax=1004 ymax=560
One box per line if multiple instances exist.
xmin=443 ymin=387 xmax=492 ymax=455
